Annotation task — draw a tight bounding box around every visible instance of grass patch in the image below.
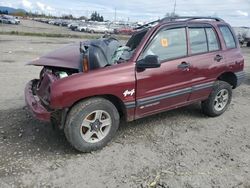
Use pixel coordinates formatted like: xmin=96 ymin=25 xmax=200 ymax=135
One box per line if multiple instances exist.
xmin=0 ymin=31 xmax=130 ymax=40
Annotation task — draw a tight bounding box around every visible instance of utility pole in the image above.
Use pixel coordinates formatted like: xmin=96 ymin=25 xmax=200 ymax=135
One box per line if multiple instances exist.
xmin=86 ymin=10 xmax=89 ymax=19
xmin=173 ymin=0 xmax=177 ymax=15
xmin=114 ymin=8 xmax=116 ymax=22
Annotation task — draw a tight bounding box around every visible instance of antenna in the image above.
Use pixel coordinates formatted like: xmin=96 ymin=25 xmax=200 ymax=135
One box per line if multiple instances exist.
xmin=173 ymin=0 xmax=177 ymax=15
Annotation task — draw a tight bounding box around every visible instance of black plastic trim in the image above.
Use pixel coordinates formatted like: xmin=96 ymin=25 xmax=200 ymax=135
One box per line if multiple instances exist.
xmin=137 ymin=87 xmax=192 ymax=106
xmin=124 ymin=81 xmax=215 ymax=109
xmin=124 ymin=101 xmax=136 ymax=109
xmin=235 ymin=71 xmax=246 ymax=87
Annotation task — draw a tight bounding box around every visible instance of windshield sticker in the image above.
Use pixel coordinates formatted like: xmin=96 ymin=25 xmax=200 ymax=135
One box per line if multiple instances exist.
xmin=161 ymin=38 xmax=168 ymax=47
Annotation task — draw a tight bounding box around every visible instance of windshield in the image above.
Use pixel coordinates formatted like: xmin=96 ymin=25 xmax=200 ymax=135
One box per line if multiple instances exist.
xmin=126 ymin=29 xmax=148 ymax=50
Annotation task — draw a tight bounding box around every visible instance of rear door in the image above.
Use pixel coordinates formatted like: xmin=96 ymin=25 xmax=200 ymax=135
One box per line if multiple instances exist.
xmin=187 ymin=24 xmax=226 ymax=101
xmin=135 ymin=25 xmax=193 ymax=118
xmin=218 ymin=25 xmax=244 ymax=73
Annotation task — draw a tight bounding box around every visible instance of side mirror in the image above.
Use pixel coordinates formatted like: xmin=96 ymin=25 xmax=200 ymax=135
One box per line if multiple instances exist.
xmin=137 ymin=55 xmax=161 ymax=69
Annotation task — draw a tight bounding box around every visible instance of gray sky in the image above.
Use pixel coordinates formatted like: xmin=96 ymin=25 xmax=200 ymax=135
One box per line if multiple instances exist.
xmin=0 ymin=0 xmax=250 ymax=26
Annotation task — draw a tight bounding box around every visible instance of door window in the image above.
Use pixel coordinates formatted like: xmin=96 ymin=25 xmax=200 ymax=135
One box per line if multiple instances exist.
xmin=205 ymin=27 xmax=220 ymax=51
xmin=141 ymin=27 xmax=187 ymax=61
xmin=219 ymin=25 xmax=236 ymax=49
xmin=189 ymin=28 xmax=208 ymax=54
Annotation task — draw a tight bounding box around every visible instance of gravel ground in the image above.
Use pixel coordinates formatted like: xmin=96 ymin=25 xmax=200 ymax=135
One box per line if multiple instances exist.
xmin=0 ymin=34 xmax=250 ymax=188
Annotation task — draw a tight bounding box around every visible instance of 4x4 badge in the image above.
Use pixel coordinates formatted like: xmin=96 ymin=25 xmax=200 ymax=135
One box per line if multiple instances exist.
xmin=123 ymin=89 xmax=135 ymax=97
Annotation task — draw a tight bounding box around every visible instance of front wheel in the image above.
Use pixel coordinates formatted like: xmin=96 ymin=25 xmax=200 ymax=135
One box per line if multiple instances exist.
xmin=64 ymin=98 xmax=120 ymax=152
xmin=201 ymin=81 xmax=232 ymax=117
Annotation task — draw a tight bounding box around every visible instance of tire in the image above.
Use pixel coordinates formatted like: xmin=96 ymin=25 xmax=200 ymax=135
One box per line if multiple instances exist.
xmin=247 ymin=42 xmax=250 ymax=47
xmin=64 ymin=97 xmax=120 ymax=152
xmin=201 ymin=81 xmax=232 ymax=117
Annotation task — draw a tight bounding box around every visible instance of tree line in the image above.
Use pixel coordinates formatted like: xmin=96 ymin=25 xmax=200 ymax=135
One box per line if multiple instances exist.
xmin=0 ymin=9 xmax=105 ymax=22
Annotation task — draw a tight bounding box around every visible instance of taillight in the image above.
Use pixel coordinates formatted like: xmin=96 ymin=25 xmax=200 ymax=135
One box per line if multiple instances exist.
xmin=82 ymin=56 xmax=89 ymax=72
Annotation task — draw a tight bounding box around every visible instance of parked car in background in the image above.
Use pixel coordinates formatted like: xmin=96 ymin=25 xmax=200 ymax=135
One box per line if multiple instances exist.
xmin=0 ymin=15 xmax=20 ymax=24
xmin=234 ymin=27 xmax=250 ymax=47
xmin=69 ymin=22 xmax=81 ymax=31
xmin=87 ymin=24 xmax=114 ymax=34
xmin=77 ymin=24 xmax=89 ymax=32
xmin=48 ymin=20 xmax=56 ymax=25
xmin=61 ymin=20 xmax=70 ymax=27
xmin=114 ymin=27 xmax=135 ymax=35
xmin=0 ymin=16 xmax=9 ymax=24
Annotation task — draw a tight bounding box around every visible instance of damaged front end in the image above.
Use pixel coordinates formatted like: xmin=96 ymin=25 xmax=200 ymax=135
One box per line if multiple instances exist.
xmin=25 ymin=32 xmax=148 ymax=126
xmin=25 ymin=67 xmax=75 ymax=123
xmin=25 ymin=37 xmax=128 ymax=126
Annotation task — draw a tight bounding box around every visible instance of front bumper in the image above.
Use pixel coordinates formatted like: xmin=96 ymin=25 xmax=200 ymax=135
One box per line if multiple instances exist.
xmin=25 ymin=80 xmax=51 ymax=122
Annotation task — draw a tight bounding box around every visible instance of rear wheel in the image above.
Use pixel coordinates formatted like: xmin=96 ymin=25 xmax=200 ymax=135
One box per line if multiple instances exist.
xmin=64 ymin=98 xmax=120 ymax=152
xmin=201 ymin=81 xmax=232 ymax=117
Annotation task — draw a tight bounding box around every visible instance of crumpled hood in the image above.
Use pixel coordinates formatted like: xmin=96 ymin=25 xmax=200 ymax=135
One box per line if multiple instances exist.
xmin=27 ymin=43 xmax=80 ymax=70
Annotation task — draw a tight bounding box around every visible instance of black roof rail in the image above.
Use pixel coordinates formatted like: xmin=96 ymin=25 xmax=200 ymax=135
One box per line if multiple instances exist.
xmin=133 ymin=16 xmax=224 ymax=30
xmin=160 ymin=16 xmax=224 ymax=22
xmin=134 ymin=19 xmax=160 ymax=30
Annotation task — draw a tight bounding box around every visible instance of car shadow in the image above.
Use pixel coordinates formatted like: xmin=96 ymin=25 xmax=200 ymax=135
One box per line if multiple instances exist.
xmin=119 ymin=102 xmax=204 ymax=131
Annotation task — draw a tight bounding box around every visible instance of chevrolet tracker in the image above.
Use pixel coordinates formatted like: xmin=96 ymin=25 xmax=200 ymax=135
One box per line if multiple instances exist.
xmin=25 ymin=16 xmax=245 ymax=152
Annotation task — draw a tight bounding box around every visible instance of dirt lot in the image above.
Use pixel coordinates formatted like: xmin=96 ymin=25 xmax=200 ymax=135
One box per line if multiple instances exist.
xmin=0 ymin=34 xmax=250 ymax=188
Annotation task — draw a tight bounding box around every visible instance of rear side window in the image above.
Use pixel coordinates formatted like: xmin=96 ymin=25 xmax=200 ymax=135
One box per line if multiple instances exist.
xmin=205 ymin=28 xmax=220 ymax=51
xmin=142 ymin=27 xmax=187 ymax=61
xmin=189 ymin=28 xmax=208 ymax=54
xmin=219 ymin=26 xmax=236 ymax=48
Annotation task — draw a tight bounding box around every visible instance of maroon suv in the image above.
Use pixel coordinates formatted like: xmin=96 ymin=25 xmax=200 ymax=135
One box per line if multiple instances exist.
xmin=25 ymin=17 xmax=245 ymax=152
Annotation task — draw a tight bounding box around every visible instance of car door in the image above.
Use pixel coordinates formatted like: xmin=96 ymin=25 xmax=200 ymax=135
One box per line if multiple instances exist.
xmin=186 ymin=24 xmax=226 ymax=101
xmin=135 ymin=25 xmax=193 ymax=118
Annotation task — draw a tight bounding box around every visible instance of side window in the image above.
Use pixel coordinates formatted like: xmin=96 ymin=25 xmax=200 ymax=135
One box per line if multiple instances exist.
xmin=206 ymin=27 xmax=220 ymax=51
xmin=189 ymin=28 xmax=208 ymax=54
xmin=219 ymin=25 xmax=236 ymax=48
xmin=141 ymin=27 xmax=187 ymax=61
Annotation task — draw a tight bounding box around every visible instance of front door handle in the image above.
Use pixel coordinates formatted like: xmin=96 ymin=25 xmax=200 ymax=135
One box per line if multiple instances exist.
xmin=178 ymin=62 xmax=190 ymax=69
xmin=214 ymin=54 xmax=223 ymax=62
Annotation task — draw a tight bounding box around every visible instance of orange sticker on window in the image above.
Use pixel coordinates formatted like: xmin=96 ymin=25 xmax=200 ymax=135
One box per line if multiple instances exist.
xmin=161 ymin=38 xmax=168 ymax=47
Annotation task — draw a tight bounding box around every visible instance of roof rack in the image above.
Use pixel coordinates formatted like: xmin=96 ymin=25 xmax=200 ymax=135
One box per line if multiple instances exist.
xmin=134 ymin=19 xmax=160 ymax=30
xmin=133 ymin=16 xmax=224 ymax=30
xmin=160 ymin=16 xmax=224 ymax=22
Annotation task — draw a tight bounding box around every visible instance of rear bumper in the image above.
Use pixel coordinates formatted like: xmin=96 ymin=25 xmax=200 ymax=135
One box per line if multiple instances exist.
xmin=235 ymin=71 xmax=246 ymax=87
xmin=25 ymin=80 xmax=51 ymax=122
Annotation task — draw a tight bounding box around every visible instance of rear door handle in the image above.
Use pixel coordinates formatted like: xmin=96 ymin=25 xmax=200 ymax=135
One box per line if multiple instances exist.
xmin=178 ymin=62 xmax=190 ymax=69
xmin=214 ymin=54 xmax=223 ymax=62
